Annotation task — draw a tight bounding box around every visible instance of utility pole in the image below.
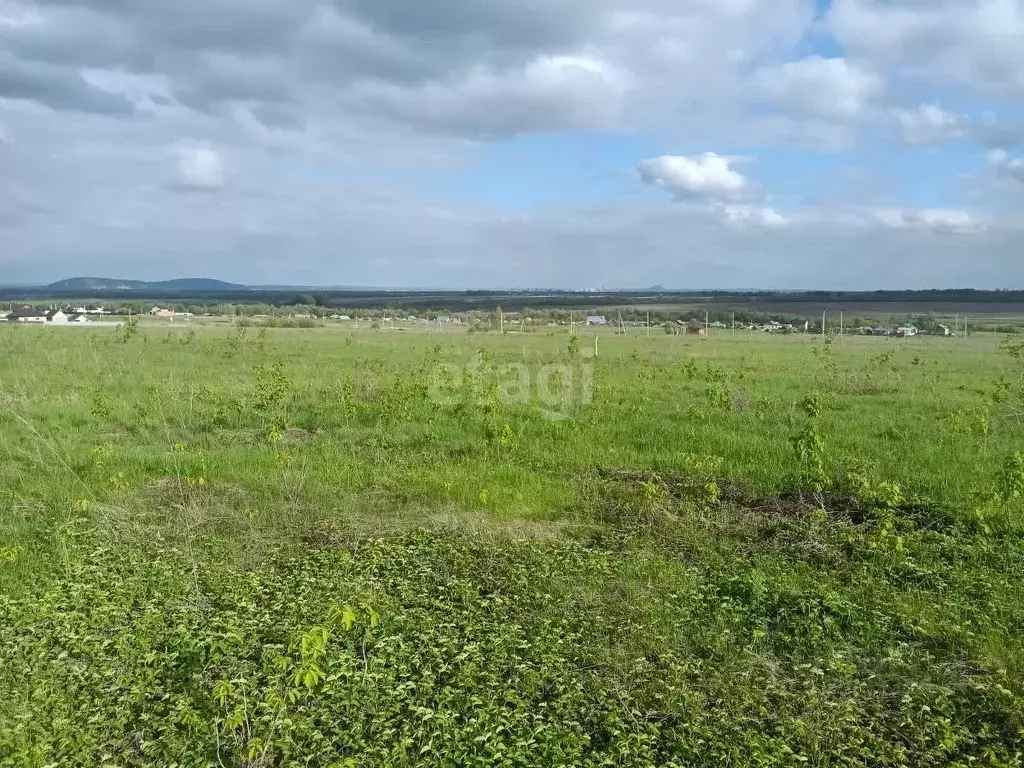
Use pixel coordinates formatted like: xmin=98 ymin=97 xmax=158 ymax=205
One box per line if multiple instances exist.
xmin=840 ymin=310 xmax=844 ymax=339
xmin=731 ymin=311 xmax=735 ymax=334
xmin=705 ymin=311 xmax=709 ymax=333
xmin=499 ymin=307 xmax=504 ymax=334
xmin=646 ymin=311 xmax=650 ymax=336
xmin=822 ymin=310 xmax=826 ymax=337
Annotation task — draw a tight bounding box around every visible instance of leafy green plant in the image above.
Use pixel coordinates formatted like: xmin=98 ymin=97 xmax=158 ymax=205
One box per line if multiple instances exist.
xmin=791 ymin=396 xmax=828 ymax=494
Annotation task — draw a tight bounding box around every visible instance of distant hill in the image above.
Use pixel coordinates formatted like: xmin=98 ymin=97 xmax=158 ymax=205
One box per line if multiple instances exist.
xmin=45 ymin=277 xmax=248 ymax=292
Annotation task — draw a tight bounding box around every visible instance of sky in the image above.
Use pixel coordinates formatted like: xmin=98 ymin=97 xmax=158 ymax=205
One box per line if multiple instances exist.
xmin=0 ymin=0 xmax=1022 ymax=289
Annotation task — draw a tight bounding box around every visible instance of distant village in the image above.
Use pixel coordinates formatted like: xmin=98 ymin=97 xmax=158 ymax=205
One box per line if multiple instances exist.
xmin=1 ymin=305 xmax=112 ymax=324
xmin=1 ymin=305 xmax=193 ymax=324
xmin=0 ymin=304 xmax=960 ymax=337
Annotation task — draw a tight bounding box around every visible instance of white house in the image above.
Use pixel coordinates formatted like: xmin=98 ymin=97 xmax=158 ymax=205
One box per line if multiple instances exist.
xmin=587 ymin=315 xmax=607 ymax=326
xmin=896 ymin=324 xmax=918 ymax=337
xmin=7 ymin=307 xmax=47 ymax=323
xmin=46 ymin=309 xmax=69 ymax=324
xmin=69 ymin=314 xmax=90 ymax=324
xmin=150 ymin=306 xmax=174 ymax=318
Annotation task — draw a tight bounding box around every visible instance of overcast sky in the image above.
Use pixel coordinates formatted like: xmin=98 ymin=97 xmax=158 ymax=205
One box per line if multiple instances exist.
xmin=1 ymin=0 xmax=1022 ymax=289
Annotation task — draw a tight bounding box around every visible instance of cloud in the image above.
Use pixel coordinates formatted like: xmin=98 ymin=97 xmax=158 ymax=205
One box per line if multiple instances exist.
xmin=875 ymin=207 xmax=988 ymax=234
xmin=748 ymin=56 xmax=883 ymax=121
xmin=893 ymin=103 xmax=966 ymax=146
xmin=637 ymin=153 xmax=751 ymax=199
xmin=350 ymin=55 xmax=628 ymax=138
xmin=176 ymin=146 xmax=225 ymax=190
xmin=0 ymin=0 xmax=1021 ymax=288
xmin=717 ymin=203 xmax=789 ymax=228
xmin=987 ymin=148 xmax=1024 ymax=186
xmin=829 ymin=0 xmax=1024 ymax=97
xmin=0 ymin=0 xmax=814 ymax=137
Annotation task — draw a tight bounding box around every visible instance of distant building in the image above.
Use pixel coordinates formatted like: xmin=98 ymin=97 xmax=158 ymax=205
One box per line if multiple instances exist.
xmin=587 ymin=316 xmax=607 ymax=326
xmin=7 ymin=307 xmax=47 ymax=323
xmin=150 ymin=307 xmax=175 ymax=318
xmin=45 ymin=309 xmax=69 ymax=324
xmin=896 ymin=324 xmax=917 ymax=337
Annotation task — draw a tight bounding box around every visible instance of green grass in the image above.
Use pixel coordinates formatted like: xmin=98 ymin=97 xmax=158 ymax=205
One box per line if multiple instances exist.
xmin=1 ymin=323 xmax=1023 ymax=766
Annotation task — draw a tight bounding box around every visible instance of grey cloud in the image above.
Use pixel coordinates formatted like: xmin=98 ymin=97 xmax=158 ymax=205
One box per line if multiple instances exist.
xmin=335 ymin=0 xmax=606 ymax=53
xmin=0 ymin=5 xmax=141 ymax=69
xmin=350 ymin=56 xmax=626 ymax=139
xmin=0 ymin=182 xmax=52 ymax=229
xmin=0 ymin=51 xmax=136 ymax=113
xmin=172 ymin=53 xmax=295 ymax=112
xmin=29 ymin=0 xmax=315 ymax=53
xmin=2 ymin=0 xmax=819 ymax=137
xmin=829 ymin=0 xmax=1024 ymax=97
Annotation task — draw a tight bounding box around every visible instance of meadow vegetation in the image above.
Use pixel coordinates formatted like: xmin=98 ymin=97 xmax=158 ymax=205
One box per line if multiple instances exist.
xmin=1 ymin=323 xmax=1023 ymax=766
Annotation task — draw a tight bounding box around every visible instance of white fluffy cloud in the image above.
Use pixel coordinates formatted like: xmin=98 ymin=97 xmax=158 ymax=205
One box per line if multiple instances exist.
xmin=893 ymin=103 xmax=966 ymax=146
xmin=637 ymin=153 xmax=751 ymax=199
xmin=748 ymin=56 xmax=883 ymax=120
xmin=176 ymin=147 xmax=225 ymax=190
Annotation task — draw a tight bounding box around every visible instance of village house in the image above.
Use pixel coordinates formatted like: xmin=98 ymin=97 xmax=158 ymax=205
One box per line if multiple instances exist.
xmin=150 ymin=306 xmax=175 ymax=318
xmin=46 ymin=309 xmax=69 ymax=324
xmin=6 ymin=307 xmax=48 ymax=323
xmin=587 ymin=315 xmax=607 ymax=326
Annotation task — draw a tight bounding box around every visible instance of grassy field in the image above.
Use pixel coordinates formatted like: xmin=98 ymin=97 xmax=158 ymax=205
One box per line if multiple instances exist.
xmin=1 ymin=322 xmax=1023 ymax=766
